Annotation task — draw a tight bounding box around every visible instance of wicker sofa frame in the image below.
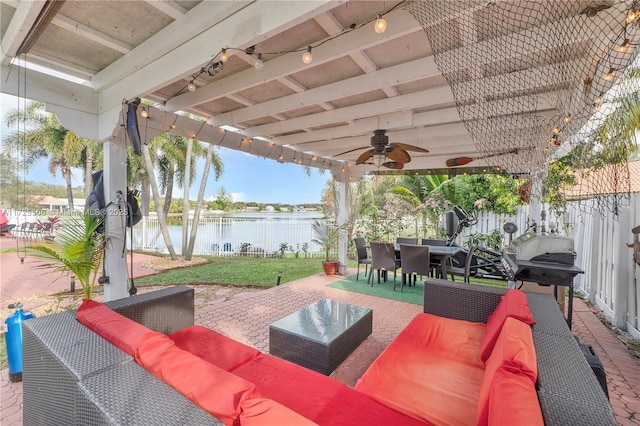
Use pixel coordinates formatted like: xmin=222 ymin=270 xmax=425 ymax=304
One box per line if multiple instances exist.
xmin=423 ymin=279 xmax=616 ymax=426
xmin=22 ymin=282 xmax=616 ymax=425
xmin=22 ymin=285 xmax=222 ymax=425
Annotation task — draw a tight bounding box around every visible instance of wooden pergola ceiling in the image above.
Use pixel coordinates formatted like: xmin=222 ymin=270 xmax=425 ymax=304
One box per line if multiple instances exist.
xmin=1 ymin=0 xmax=637 ymax=178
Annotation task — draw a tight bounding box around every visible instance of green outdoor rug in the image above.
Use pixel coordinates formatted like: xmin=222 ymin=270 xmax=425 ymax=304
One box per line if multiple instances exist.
xmin=328 ymin=274 xmax=424 ymax=305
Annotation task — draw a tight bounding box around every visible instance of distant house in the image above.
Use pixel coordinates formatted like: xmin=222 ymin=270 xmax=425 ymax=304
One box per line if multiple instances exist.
xmin=245 ymin=206 xmax=259 ymax=212
xmin=31 ymin=195 xmax=85 ymax=212
xmin=562 ymin=160 xmax=640 ymax=199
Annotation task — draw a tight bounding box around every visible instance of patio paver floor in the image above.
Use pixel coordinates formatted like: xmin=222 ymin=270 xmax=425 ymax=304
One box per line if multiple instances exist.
xmin=0 ymin=261 xmax=638 ymax=424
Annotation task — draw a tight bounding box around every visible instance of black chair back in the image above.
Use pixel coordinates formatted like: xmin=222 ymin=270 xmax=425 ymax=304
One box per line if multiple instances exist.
xmin=354 ymin=237 xmax=369 ymax=261
xmin=370 ymin=242 xmax=397 ymax=271
xmin=396 ymin=237 xmax=418 ymax=245
xmin=399 ymin=244 xmax=431 ymax=276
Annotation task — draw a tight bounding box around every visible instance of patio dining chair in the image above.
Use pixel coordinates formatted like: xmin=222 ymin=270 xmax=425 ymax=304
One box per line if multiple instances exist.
xmin=421 ymin=239 xmax=448 ymax=277
xmin=354 ymin=237 xmax=372 ymax=281
xmin=399 ymin=244 xmax=430 ymax=292
xmin=396 ymin=237 xmax=418 ymax=245
xmin=368 ymin=242 xmax=399 ymax=290
xmin=448 ymin=245 xmax=477 ymax=283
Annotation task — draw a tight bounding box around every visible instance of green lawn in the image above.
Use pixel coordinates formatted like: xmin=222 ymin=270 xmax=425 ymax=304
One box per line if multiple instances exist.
xmin=134 ymin=256 xmax=327 ymax=287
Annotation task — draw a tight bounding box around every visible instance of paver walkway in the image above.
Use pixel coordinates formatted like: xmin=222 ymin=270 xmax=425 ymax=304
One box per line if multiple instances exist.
xmin=1 ymin=240 xmax=638 ymax=424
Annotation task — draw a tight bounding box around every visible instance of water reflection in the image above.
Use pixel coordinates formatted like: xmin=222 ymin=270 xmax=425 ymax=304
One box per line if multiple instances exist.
xmin=272 ymin=299 xmax=371 ymax=344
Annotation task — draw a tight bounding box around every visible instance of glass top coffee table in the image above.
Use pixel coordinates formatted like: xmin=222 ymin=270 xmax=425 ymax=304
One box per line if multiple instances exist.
xmin=269 ymin=299 xmax=373 ymax=375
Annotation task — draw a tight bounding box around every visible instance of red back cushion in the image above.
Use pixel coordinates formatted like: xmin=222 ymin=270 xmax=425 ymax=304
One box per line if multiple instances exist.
xmin=169 ymin=325 xmax=260 ymax=371
xmin=136 ymin=332 xmax=260 ymax=426
xmin=76 ymin=299 xmax=151 ymax=356
xmin=477 ymin=317 xmax=538 ymax=426
xmin=487 ymin=366 xmax=544 ymax=426
xmin=480 ymin=289 xmax=535 ymax=362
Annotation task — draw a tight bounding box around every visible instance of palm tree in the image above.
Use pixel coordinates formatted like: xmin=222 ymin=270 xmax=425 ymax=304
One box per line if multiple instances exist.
xmin=3 ymin=101 xmax=100 ymax=210
xmin=391 ymin=174 xmax=449 ymax=238
xmin=184 ymin=140 xmax=223 ymax=259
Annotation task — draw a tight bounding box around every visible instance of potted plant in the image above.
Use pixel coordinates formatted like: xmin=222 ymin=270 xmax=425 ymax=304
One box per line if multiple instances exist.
xmin=1 ymin=213 xmax=106 ymax=300
xmin=311 ymin=219 xmax=344 ymax=275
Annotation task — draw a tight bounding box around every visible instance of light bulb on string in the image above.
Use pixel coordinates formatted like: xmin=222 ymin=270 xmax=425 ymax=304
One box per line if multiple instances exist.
xmin=187 ymin=81 xmax=196 ymax=92
xmin=374 ymin=14 xmax=387 ymax=33
xmin=140 ymin=107 xmax=149 ymax=118
xmin=220 ymin=48 xmax=228 ymax=63
xmin=302 ymin=46 xmax=313 ymax=64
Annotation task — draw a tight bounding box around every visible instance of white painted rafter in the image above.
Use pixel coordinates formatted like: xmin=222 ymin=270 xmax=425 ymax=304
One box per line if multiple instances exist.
xmin=144 ymin=0 xmax=187 ymax=20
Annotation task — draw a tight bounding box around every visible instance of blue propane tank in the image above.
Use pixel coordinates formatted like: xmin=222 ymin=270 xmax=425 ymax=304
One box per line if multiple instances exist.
xmin=4 ymin=302 xmax=36 ymax=382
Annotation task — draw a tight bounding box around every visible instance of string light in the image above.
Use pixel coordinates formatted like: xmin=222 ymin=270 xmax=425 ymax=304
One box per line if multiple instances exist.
xmin=302 ymin=46 xmax=313 ymax=64
xmin=374 ymin=14 xmax=387 ymax=33
xmin=179 ymin=2 xmax=405 ymax=93
xmin=140 ymin=107 xmax=149 ymax=118
xmin=603 ymin=67 xmax=617 ymax=81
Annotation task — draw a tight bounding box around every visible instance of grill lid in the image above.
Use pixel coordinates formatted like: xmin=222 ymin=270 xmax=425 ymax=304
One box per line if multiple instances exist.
xmin=506 ymin=232 xmax=575 ymax=261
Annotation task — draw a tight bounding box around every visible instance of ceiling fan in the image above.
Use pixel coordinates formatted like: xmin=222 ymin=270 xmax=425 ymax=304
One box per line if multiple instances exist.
xmin=336 ymin=130 xmax=429 ymax=169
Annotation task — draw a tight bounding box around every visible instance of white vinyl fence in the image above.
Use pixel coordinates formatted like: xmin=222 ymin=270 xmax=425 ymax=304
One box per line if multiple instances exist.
xmin=458 ymin=200 xmax=640 ymax=338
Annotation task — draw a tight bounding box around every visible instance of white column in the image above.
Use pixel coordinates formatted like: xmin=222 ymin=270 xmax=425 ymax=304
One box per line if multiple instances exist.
xmin=336 ymin=172 xmax=350 ymax=276
xmin=102 ymin=137 xmax=129 ymax=301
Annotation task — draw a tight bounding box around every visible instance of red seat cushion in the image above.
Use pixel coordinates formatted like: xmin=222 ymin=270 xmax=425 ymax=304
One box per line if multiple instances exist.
xmin=239 ymin=398 xmax=318 ymax=426
xmin=231 ymin=353 xmax=428 ymax=426
xmin=355 ymin=313 xmax=486 ymax=425
xmin=169 ymin=325 xmax=260 ymax=371
xmin=76 ymin=299 xmax=151 ymax=356
xmin=477 ymin=317 xmax=538 ymax=426
xmin=136 ymin=331 xmax=260 ymax=426
xmin=480 ymin=289 xmax=535 ymax=362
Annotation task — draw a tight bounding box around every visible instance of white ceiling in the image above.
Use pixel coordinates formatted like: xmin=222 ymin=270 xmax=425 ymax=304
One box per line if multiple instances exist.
xmin=1 ymin=0 xmax=639 ymax=179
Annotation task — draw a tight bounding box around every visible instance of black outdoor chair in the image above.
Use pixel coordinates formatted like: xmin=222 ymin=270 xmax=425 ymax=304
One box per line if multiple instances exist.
xmin=399 ymin=244 xmax=430 ymax=292
xmin=448 ymin=245 xmax=477 ymax=283
xmin=421 ymin=239 xmax=448 ymax=277
xmin=368 ymin=242 xmax=399 ymax=290
xmin=396 ymin=237 xmax=418 ymax=245
xmin=354 ymin=237 xmax=372 ymax=281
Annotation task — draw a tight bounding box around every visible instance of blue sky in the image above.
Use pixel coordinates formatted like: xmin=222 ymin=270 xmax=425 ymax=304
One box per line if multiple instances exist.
xmin=1 ymin=94 xmax=329 ymax=204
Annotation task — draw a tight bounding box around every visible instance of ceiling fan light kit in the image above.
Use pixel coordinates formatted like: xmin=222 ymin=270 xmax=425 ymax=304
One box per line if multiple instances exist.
xmin=337 ymin=129 xmax=428 ymax=169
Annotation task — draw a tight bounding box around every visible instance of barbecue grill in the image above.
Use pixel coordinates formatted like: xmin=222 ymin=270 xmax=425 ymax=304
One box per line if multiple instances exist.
xmin=501 ymin=232 xmax=584 ymax=329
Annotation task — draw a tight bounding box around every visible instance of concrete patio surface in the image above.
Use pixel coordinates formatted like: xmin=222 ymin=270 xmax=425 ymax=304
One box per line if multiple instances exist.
xmin=1 ymin=239 xmax=638 ymax=425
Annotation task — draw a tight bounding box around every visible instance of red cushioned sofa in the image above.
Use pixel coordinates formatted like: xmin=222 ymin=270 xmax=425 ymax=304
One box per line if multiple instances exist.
xmin=23 ymin=281 xmax=616 ymax=425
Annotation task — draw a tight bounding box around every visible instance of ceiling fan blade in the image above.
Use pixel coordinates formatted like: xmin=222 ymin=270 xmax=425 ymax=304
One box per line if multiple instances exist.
xmin=335 ymin=146 xmax=370 ymax=157
xmin=356 ymin=150 xmax=374 ymax=165
xmin=392 ymin=142 xmax=429 ymax=153
xmin=382 ymin=161 xmax=404 ymax=170
xmin=386 ymin=148 xmax=411 ymax=163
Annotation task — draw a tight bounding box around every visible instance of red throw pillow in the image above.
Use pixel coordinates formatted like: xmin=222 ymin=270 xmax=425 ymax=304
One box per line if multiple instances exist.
xmin=76 ymin=299 xmax=151 ymax=356
xmin=479 ymin=289 xmax=535 ymax=362
xmin=487 ymin=366 xmax=543 ymax=426
xmin=136 ymin=332 xmax=260 ymax=426
xmin=477 ymin=317 xmax=538 ymax=426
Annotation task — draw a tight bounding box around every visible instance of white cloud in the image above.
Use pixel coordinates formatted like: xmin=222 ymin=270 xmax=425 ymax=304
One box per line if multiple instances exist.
xmin=231 ymin=192 xmax=246 ymax=202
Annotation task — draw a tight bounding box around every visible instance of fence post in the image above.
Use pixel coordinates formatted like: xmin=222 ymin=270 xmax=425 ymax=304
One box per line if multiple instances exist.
xmin=614 ymin=206 xmax=630 ymax=330
xmin=588 ymin=206 xmax=601 ymax=305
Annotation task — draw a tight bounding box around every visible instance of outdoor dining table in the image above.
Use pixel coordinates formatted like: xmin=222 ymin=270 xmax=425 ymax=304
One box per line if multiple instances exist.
xmin=394 ymin=244 xmax=463 ymax=280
